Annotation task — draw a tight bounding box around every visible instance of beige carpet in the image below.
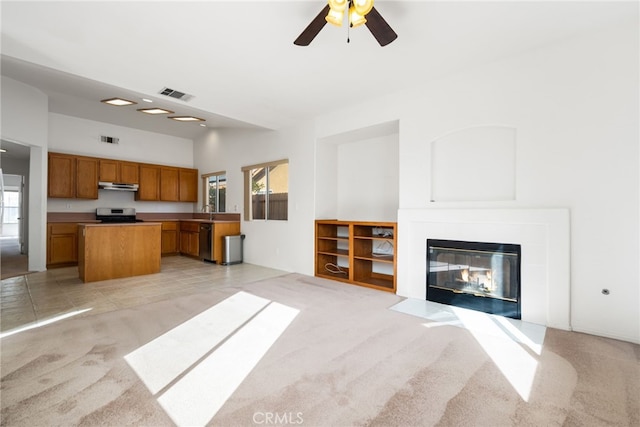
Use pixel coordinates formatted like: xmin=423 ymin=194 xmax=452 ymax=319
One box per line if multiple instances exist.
xmin=1 ymin=273 xmax=638 ymax=426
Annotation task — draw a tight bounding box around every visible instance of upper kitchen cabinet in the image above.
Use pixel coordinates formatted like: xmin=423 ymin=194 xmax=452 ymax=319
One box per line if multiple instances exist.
xmin=136 ymin=164 xmax=197 ymax=202
xmin=136 ymin=164 xmax=160 ymax=201
xmin=179 ymin=168 xmax=198 ymax=202
xmin=48 ymin=152 xmax=98 ymax=199
xmin=48 ymin=153 xmax=75 ymax=198
xmin=99 ymin=159 xmax=139 ymax=184
xmin=160 ymin=167 xmax=179 ymax=201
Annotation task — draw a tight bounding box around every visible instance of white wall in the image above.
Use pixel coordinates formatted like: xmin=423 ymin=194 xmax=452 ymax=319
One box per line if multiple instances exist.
xmin=336 ymin=134 xmax=399 ymax=222
xmin=193 ymin=123 xmax=316 ymax=275
xmin=1 ymin=76 xmax=48 ymax=271
xmin=312 ymin=23 xmax=639 ymax=343
xmin=48 ymin=113 xmax=196 ymax=214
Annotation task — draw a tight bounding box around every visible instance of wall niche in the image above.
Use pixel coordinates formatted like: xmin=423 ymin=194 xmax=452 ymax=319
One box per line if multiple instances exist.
xmin=316 ymin=120 xmax=399 ymax=222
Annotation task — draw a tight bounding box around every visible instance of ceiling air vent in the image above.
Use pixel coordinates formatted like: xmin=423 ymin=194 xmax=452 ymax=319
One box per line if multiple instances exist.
xmin=101 ymin=135 xmax=119 ymax=144
xmin=159 ymin=87 xmax=194 ymax=102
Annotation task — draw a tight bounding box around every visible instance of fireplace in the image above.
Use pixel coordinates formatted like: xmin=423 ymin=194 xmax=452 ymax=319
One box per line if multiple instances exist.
xmin=426 ymin=239 xmax=521 ymax=319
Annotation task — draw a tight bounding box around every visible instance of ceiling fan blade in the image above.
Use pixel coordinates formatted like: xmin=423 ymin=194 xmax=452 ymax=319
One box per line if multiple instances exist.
xmin=365 ymin=6 xmax=398 ymax=47
xmin=294 ymin=4 xmax=331 ymax=46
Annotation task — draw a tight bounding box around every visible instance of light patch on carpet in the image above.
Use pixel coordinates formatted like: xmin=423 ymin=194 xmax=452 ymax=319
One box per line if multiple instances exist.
xmin=390 ymin=298 xmax=546 ymax=401
xmin=0 ymin=308 xmax=93 ymax=339
xmin=125 ymin=291 xmax=270 ymax=394
xmin=157 ymin=300 xmax=299 ymax=426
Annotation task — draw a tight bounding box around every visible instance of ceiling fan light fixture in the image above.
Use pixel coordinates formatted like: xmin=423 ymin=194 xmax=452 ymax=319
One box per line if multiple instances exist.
xmin=325 ymin=8 xmax=344 ymax=26
xmin=328 ymin=0 xmax=348 ymax=12
xmin=353 ymin=0 xmax=374 ymax=16
xmin=349 ymin=6 xmax=367 ymax=28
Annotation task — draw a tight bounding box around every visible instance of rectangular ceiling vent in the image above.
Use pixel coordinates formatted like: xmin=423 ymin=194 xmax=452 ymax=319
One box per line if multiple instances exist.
xmin=100 ymin=135 xmax=119 ymax=144
xmin=159 ymin=87 xmax=194 ymax=102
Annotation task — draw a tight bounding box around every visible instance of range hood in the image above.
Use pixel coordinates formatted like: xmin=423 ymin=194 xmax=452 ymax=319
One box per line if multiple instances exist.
xmin=98 ymin=181 xmax=139 ymax=192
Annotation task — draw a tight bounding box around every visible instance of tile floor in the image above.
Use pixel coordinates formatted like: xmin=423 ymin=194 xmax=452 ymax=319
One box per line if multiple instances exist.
xmin=0 ymin=256 xmax=287 ymax=333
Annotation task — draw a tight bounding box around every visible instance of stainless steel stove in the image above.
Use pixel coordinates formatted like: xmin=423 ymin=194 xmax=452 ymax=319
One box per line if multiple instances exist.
xmin=95 ymin=207 xmax=142 ymax=223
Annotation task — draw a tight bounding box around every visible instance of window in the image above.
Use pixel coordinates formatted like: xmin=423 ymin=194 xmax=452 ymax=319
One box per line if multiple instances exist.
xmin=202 ymin=171 xmax=226 ymax=212
xmin=242 ymin=159 xmax=288 ymax=221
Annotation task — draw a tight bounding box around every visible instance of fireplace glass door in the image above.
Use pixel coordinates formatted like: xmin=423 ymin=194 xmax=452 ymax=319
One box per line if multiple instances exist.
xmin=426 ymin=239 xmax=521 ymax=319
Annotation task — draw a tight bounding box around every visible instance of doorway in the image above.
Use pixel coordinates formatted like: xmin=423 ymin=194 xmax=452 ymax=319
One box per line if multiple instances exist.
xmin=1 ymin=173 xmax=29 ymax=279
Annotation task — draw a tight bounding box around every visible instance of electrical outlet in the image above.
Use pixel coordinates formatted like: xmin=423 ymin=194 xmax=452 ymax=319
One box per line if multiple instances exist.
xmin=66 ymin=203 xmax=72 ymax=209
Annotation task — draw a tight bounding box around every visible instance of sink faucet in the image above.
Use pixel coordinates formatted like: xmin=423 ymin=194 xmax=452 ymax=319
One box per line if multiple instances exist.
xmin=201 ymin=204 xmax=214 ymax=220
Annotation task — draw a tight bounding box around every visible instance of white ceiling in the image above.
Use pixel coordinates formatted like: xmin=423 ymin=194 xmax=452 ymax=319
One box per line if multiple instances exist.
xmin=1 ymin=1 xmax=636 ymax=145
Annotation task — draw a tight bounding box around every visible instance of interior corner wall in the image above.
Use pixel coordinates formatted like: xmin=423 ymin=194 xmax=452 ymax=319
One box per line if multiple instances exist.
xmin=193 ymin=123 xmax=317 ymax=276
xmin=314 ymin=141 xmax=338 ymax=220
xmin=1 ymin=76 xmax=48 ymax=271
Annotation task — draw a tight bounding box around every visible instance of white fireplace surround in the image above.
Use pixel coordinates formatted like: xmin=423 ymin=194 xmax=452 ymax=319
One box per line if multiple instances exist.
xmin=397 ymin=208 xmax=571 ymax=330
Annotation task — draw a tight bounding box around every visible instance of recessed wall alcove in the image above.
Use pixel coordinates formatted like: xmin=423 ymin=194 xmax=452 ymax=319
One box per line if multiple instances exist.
xmin=315 ymin=120 xmax=399 ymax=222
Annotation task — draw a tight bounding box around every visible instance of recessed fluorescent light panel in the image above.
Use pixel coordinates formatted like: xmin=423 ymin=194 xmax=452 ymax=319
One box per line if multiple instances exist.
xmin=138 ymin=108 xmax=174 ymax=115
xmin=101 ymin=97 xmax=137 ymax=106
xmin=168 ymin=116 xmax=205 ymax=122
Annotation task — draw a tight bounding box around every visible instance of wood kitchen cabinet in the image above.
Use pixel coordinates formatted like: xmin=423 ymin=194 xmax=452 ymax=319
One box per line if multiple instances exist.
xmin=78 ymin=223 xmax=161 ymax=283
xmin=76 ymin=156 xmax=99 ymax=199
xmin=48 ymin=151 xmax=197 ymax=203
xmin=179 ymin=168 xmax=198 ymax=202
xmin=47 ymin=223 xmax=79 ymax=267
xmin=99 ymin=159 xmax=139 ymax=184
xmin=210 ymin=221 xmax=241 ymax=264
xmin=48 ymin=152 xmax=98 ymax=199
xmin=48 ymin=153 xmax=76 ymax=198
xmin=179 ymin=221 xmax=200 ymax=257
xmin=161 ymin=221 xmax=179 ymax=255
xmin=160 ymin=167 xmax=179 ymax=201
xmin=136 ymin=164 xmax=160 ymax=201
xmin=178 ymin=220 xmax=241 ymax=263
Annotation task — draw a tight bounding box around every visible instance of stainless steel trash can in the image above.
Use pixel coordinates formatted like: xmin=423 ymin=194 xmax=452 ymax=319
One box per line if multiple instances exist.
xmin=222 ymin=234 xmax=245 ymax=265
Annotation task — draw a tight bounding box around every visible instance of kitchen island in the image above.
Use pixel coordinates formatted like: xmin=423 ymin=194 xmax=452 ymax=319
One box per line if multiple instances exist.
xmin=78 ymin=222 xmax=162 ymax=283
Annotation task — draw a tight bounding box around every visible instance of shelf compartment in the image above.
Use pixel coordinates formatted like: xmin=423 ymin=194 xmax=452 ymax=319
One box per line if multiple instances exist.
xmin=317 ymin=237 xmax=350 ymax=256
xmin=353 ymin=225 xmax=395 ymax=239
xmin=352 ymin=258 xmax=395 ymax=291
xmin=353 ymin=237 xmax=394 ymax=261
xmin=316 ymin=252 xmax=350 ymax=277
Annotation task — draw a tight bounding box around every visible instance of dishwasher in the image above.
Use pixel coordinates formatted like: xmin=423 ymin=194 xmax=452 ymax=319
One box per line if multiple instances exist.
xmin=199 ymin=223 xmax=214 ymax=262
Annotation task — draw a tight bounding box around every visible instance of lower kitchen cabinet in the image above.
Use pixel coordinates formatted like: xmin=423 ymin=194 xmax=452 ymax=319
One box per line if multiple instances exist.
xmin=161 ymin=221 xmax=179 ymax=255
xmin=47 ymin=223 xmax=79 ymax=267
xmin=179 ymin=221 xmax=200 ymax=257
xmin=78 ymin=223 xmax=161 ymax=283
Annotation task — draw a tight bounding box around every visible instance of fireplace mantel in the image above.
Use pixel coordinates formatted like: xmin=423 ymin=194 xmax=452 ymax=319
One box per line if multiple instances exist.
xmin=397 ymin=208 xmax=570 ymax=329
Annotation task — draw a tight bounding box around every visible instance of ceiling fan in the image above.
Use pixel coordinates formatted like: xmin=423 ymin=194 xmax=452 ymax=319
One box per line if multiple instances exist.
xmin=294 ymin=0 xmax=397 ymax=47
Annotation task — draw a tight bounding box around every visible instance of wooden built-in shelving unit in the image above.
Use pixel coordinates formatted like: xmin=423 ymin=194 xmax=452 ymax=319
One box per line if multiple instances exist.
xmin=315 ymin=219 xmax=397 ymax=293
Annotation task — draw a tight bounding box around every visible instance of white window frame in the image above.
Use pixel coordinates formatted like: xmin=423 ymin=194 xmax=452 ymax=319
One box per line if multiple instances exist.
xmin=201 ymin=171 xmax=226 ymax=212
xmin=241 ymin=159 xmax=288 ymax=221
